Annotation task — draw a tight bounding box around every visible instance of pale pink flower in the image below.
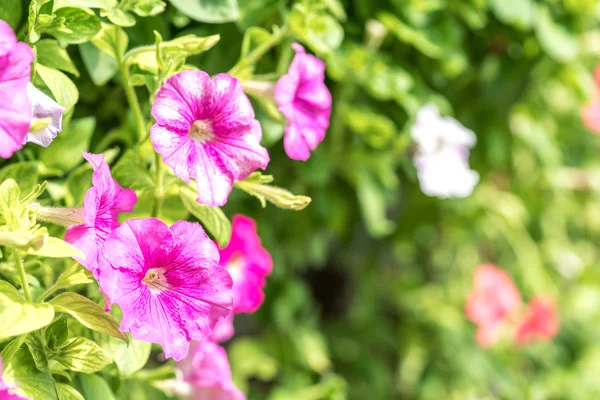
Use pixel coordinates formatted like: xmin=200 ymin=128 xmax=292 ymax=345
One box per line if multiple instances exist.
xmin=97 ymin=218 xmax=233 ymax=361
xmin=26 ymin=83 xmax=65 ymax=147
xmin=182 ymin=341 xmax=245 ymax=400
xmin=0 ymin=20 xmax=34 ymax=159
xmin=515 ymin=296 xmax=559 ymax=345
xmin=465 ymin=264 xmax=522 ymax=347
xmin=274 ymin=43 xmax=332 ymax=161
xmin=219 ymin=215 xmax=273 ymax=314
xmin=582 ymin=67 xmax=600 ymax=134
xmin=151 ymin=71 xmax=269 ymax=207
xmin=0 ymin=358 xmax=31 ymax=399
xmin=65 ymin=152 xmax=137 ymax=275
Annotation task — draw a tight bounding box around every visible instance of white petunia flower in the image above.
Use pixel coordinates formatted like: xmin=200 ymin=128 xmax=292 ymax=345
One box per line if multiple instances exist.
xmin=25 ymin=83 xmax=65 ymax=147
xmin=411 ymin=104 xmax=479 ymax=198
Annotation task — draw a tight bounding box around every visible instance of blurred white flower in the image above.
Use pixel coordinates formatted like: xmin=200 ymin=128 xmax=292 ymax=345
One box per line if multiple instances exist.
xmin=25 ymin=83 xmax=65 ymax=147
xmin=411 ymin=104 xmax=479 ymax=198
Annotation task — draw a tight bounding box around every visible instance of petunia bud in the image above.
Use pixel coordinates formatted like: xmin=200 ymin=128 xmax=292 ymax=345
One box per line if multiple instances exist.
xmin=31 ymin=203 xmax=85 ymax=227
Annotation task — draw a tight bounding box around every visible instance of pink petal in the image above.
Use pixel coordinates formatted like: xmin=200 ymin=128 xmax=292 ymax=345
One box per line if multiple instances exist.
xmin=465 ymin=264 xmax=522 ymax=347
xmin=582 ymin=98 xmax=600 ymax=134
xmin=515 ymin=296 xmax=559 ymax=345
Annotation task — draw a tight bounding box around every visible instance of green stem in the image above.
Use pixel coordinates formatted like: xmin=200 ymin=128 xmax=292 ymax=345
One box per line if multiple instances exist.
xmin=119 ymin=64 xmax=147 ymax=142
xmin=229 ymin=26 xmax=290 ymax=77
xmin=151 ymin=152 xmax=164 ymax=218
xmin=116 ymin=30 xmax=146 ymax=142
xmin=37 ymin=281 xmax=60 ymax=303
xmin=13 ymin=251 xmax=32 ymax=302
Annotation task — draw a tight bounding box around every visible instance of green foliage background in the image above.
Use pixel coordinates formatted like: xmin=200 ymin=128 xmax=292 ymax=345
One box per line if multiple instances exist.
xmin=1 ymin=0 xmax=600 ymax=399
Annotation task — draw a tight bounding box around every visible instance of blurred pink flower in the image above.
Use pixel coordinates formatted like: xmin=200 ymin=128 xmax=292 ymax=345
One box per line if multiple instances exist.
xmin=465 ymin=264 xmax=522 ymax=347
xmin=65 ymin=152 xmax=137 ymax=276
xmin=98 ymin=219 xmax=233 ymax=361
xmin=219 ymin=215 xmax=273 ymax=314
xmin=182 ymin=341 xmax=245 ymax=400
xmin=274 ymin=43 xmax=331 ymax=161
xmin=0 ymin=20 xmax=34 ymax=159
xmin=582 ymin=67 xmax=600 ymax=134
xmin=209 ymin=313 xmax=235 ymax=343
xmin=515 ymin=296 xmax=559 ymax=345
xmin=151 ymin=71 xmax=269 ymax=207
xmin=0 ymin=358 xmax=30 ymax=399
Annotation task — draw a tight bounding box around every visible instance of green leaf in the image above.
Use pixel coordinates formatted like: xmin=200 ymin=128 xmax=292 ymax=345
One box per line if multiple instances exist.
xmin=91 ymin=22 xmax=128 ymax=61
xmin=130 ymin=0 xmax=166 ymax=17
xmin=124 ymin=34 xmax=220 ymax=73
xmin=289 ymin=6 xmax=343 ymax=55
xmin=24 ymin=331 xmax=50 ymax=372
xmin=45 ymin=317 xmax=69 ymax=349
xmin=35 ymin=39 xmax=79 ymax=76
xmin=39 ymin=117 xmax=96 ymax=172
xmin=57 ymin=383 xmax=85 ymax=400
xmin=341 ymin=105 xmax=396 ymax=149
xmin=490 ymin=0 xmax=534 ymax=30
xmin=235 ymin=173 xmax=312 ymax=211
xmin=112 ymin=148 xmax=154 ymax=192
xmin=95 ymin=332 xmax=151 ymax=376
xmin=0 ymin=281 xmax=55 ymax=340
xmin=79 ymin=374 xmax=116 ymax=400
xmin=355 ymin=170 xmax=396 ymax=238
xmin=169 ymin=0 xmax=239 ymax=23
xmin=536 ymin=7 xmax=579 ymax=63
xmin=50 ymin=292 xmax=128 ymax=343
xmin=179 ymin=186 xmax=232 ymax=247
xmin=28 ymin=237 xmax=85 ymax=258
xmin=54 ymin=337 xmax=111 ymax=373
xmin=35 ymin=64 xmax=79 ymax=111
xmin=0 ymin=0 xmax=23 ymax=30
xmin=378 ymin=12 xmax=442 ymax=58
xmin=0 ymin=162 xmax=39 ymax=196
xmin=47 ymin=7 xmax=102 ymax=45
xmin=2 ymin=345 xmax=58 ymax=400
xmin=54 ymin=262 xmax=93 ymax=290
xmin=54 ymin=0 xmax=118 ymax=7
xmin=105 ymin=8 xmax=136 ymax=27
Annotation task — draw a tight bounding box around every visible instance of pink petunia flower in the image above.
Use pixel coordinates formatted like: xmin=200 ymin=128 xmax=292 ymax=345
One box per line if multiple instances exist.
xmin=515 ymin=296 xmax=559 ymax=345
xmin=97 ymin=218 xmax=233 ymax=361
xmin=182 ymin=341 xmax=245 ymax=400
xmin=219 ymin=215 xmax=273 ymax=314
xmin=151 ymin=71 xmax=269 ymax=207
xmin=65 ymin=152 xmax=137 ymax=276
xmin=0 ymin=20 xmax=34 ymax=159
xmin=274 ymin=43 xmax=332 ymax=161
xmin=0 ymin=358 xmax=31 ymax=399
xmin=582 ymin=67 xmax=600 ymax=134
xmin=465 ymin=264 xmax=522 ymax=347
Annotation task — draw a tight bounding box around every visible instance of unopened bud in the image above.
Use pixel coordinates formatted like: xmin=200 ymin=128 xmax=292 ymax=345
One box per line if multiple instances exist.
xmin=241 ymin=80 xmax=276 ymax=99
xmin=31 ymin=204 xmax=85 ymax=227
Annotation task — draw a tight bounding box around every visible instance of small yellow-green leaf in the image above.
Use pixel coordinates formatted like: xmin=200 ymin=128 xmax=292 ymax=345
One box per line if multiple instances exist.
xmin=50 ymin=293 xmax=128 ymax=343
xmin=0 ymin=281 xmax=55 ymax=340
xmin=54 ymin=337 xmax=111 ymax=374
xmin=28 ymin=237 xmax=85 ymax=259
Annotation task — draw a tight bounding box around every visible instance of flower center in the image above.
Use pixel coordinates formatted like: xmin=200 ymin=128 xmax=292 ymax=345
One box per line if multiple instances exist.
xmin=226 ymin=255 xmax=245 ymax=283
xmin=188 ymin=120 xmax=214 ymax=144
xmin=142 ymin=267 xmax=170 ymax=293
